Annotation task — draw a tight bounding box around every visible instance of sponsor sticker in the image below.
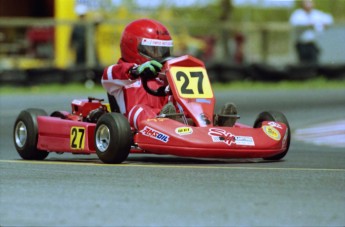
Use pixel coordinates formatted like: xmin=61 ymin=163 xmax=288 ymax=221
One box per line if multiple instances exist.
xmin=234 ymin=136 xmax=255 ymax=146
xmin=208 ymin=128 xmax=234 ymax=146
xmin=268 ymin=121 xmax=283 ymax=129
xmin=141 ymin=38 xmax=173 ymax=47
xmin=196 ymin=98 xmax=211 ymax=104
xmin=175 ymin=127 xmax=193 ymax=135
xmin=262 ymin=125 xmax=281 ymax=141
xmin=208 ymin=128 xmax=254 ymax=146
xmin=140 ymin=126 xmax=169 ymax=143
xmin=72 ymin=100 xmax=82 ymax=105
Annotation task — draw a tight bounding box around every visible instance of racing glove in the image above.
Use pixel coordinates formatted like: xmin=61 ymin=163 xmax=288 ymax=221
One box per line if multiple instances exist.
xmin=130 ymin=60 xmax=162 ymax=79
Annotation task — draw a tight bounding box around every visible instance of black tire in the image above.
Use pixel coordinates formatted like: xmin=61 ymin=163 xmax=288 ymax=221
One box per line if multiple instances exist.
xmin=94 ymin=113 xmax=132 ymax=164
xmin=13 ymin=108 xmax=49 ymax=160
xmin=254 ymin=111 xmax=291 ymax=160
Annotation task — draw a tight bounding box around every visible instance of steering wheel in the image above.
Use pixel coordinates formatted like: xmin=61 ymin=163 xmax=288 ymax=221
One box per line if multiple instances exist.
xmin=141 ymin=57 xmax=175 ymax=97
xmin=141 ymin=76 xmax=169 ymax=97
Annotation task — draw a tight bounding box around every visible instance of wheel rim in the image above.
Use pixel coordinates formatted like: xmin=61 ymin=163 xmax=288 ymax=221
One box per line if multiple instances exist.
xmin=95 ymin=124 xmax=110 ymax=152
xmin=15 ymin=121 xmax=27 ymax=148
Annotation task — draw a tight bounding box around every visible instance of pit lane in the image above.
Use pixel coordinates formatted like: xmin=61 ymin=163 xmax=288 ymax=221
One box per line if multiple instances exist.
xmin=1 ymin=89 xmax=344 ymax=226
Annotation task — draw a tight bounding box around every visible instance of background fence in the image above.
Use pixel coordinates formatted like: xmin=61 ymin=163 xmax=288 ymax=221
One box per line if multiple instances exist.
xmin=1 ymin=18 xmax=345 ymax=85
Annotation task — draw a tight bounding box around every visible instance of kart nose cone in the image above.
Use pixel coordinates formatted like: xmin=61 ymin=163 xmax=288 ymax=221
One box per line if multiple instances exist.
xmin=95 ymin=124 xmax=110 ymax=152
xmin=15 ymin=121 xmax=27 ymax=148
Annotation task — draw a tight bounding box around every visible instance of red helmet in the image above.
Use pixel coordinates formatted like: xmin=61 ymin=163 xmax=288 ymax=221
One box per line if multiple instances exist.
xmin=120 ymin=19 xmax=173 ymax=64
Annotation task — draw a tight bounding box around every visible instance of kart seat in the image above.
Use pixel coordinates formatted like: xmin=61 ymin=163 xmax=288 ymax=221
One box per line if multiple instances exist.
xmin=107 ymin=93 xmax=120 ymax=113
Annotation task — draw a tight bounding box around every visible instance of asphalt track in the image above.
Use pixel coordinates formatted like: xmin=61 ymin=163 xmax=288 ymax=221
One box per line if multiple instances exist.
xmin=0 ymin=88 xmax=344 ymax=226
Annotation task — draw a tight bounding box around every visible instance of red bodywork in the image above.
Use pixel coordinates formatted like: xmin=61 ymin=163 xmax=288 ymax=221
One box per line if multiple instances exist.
xmin=36 ymin=55 xmax=289 ymax=159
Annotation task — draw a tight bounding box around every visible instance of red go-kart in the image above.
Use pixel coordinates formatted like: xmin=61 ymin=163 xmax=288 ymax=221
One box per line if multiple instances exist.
xmin=13 ymin=55 xmax=290 ymax=164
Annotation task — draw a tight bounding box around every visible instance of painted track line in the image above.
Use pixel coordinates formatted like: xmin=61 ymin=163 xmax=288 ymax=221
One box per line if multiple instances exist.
xmin=0 ymin=159 xmax=344 ymax=172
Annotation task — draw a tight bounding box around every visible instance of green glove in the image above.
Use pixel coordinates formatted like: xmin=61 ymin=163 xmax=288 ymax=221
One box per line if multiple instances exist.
xmin=131 ymin=60 xmax=163 ymax=79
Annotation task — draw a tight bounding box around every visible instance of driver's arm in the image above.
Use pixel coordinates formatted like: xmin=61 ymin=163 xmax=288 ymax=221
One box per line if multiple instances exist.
xmin=101 ymin=61 xmax=136 ymax=97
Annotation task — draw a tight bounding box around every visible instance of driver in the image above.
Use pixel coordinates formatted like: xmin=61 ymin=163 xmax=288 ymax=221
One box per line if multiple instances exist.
xmin=101 ymin=19 xmax=175 ymax=130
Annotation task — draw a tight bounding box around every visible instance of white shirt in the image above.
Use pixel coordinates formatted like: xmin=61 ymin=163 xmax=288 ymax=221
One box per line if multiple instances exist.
xmin=290 ymin=9 xmax=333 ymax=43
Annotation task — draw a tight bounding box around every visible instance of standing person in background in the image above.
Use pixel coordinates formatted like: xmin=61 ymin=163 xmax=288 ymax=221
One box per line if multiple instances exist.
xmin=70 ymin=4 xmax=87 ymax=67
xmin=289 ymin=0 xmax=333 ymax=64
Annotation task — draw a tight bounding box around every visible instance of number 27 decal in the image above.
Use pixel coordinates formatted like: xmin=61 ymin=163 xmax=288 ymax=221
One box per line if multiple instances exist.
xmin=170 ymin=67 xmax=213 ymax=99
xmin=70 ymin=127 xmax=85 ymax=149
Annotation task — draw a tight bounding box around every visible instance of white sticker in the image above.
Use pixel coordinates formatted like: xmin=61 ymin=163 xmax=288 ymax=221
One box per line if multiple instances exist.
xmin=141 ymin=38 xmax=173 ymax=47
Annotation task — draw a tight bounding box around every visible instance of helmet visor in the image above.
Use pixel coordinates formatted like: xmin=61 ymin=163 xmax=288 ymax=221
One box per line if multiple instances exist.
xmin=138 ymin=38 xmax=173 ymax=61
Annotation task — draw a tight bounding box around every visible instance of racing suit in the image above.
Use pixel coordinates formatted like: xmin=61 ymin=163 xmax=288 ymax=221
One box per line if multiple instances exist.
xmin=101 ymin=58 xmax=168 ymax=129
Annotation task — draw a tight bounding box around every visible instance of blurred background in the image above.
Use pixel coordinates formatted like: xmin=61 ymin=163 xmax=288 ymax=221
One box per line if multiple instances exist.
xmin=0 ymin=0 xmax=344 ymax=85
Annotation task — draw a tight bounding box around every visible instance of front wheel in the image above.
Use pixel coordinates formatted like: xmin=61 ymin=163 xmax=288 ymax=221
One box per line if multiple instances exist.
xmin=95 ymin=113 xmax=132 ymax=164
xmin=254 ymin=111 xmax=291 ymax=160
xmin=13 ymin=108 xmax=49 ymax=160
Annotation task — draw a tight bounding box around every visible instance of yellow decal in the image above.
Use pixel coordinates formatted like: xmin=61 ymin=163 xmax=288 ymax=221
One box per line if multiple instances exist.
xmin=262 ymin=126 xmax=281 ymax=141
xmin=104 ymin=103 xmax=111 ymax=112
xmin=70 ymin=127 xmax=86 ymax=149
xmin=175 ymin=127 xmax=193 ymax=135
xmin=170 ymin=67 xmax=213 ymax=99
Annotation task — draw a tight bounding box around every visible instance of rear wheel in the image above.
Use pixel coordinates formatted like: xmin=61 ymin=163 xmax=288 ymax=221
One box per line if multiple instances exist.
xmin=13 ymin=108 xmax=49 ymax=160
xmin=254 ymin=111 xmax=291 ymax=160
xmin=95 ymin=113 xmax=132 ymax=164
